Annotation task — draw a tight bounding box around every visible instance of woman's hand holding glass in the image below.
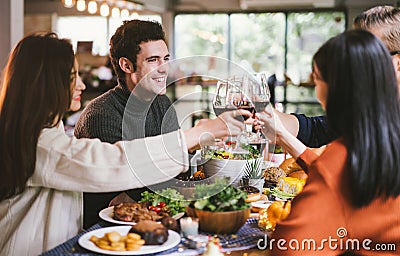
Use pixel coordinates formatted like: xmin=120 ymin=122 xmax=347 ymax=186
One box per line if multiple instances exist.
xmin=252 ymin=73 xmax=270 ymax=116
xmin=185 ymin=109 xmax=252 ymax=151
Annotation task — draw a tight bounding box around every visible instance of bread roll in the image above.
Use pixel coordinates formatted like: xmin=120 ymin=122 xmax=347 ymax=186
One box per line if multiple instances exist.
xmin=264 ymin=167 xmax=286 ymax=183
xmin=288 ymin=170 xmax=308 ymax=180
xmin=279 ymin=158 xmax=302 ymax=175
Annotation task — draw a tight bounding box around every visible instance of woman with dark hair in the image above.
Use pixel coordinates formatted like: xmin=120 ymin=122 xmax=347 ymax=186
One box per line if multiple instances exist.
xmin=0 ymin=32 xmax=250 ymax=256
xmin=257 ymin=29 xmax=400 ymax=255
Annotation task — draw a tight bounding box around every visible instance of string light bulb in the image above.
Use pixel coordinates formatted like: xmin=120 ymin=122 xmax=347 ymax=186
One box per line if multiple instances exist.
xmin=87 ymin=0 xmax=97 ymax=14
xmin=111 ymin=6 xmax=120 ymax=17
xmin=120 ymin=8 xmax=129 ymax=18
xmin=62 ymin=0 xmax=76 ymax=8
xmin=131 ymin=12 xmax=139 ymax=19
xmin=61 ymin=0 xmax=144 ymax=17
xmin=100 ymin=2 xmax=110 ymax=17
xmin=76 ymin=0 xmax=86 ymax=12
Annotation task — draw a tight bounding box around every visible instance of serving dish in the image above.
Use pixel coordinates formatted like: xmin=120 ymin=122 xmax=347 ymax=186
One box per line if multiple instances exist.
xmin=99 ymin=206 xmax=184 ymax=225
xmin=78 ymin=226 xmax=180 ymax=255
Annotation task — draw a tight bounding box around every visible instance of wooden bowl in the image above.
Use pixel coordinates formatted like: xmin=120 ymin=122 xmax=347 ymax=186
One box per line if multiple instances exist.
xmin=192 ymin=208 xmax=250 ymax=234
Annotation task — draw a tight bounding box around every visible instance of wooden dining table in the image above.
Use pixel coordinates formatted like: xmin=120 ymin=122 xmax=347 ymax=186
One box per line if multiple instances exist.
xmin=40 ymin=216 xmax=271 ymax=256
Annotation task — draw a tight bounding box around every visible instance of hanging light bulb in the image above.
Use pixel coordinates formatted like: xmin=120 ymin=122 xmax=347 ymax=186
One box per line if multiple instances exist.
xmin=100 ymin=2 xmax=110 ymax=17
xmin=76 ymin=0 xmax=86 ymax=11
xmin=120 ymin=8 xmax=129 ymax=18
xmin=111 ymin=6 xmax=120 ymax=17
xmin=62 ymin=0 xmax=76 ymax=8
xmin=130 ymin=12 xmax=139 ymax=19
xmin=87 ymin=0 xmax=97 ymax=14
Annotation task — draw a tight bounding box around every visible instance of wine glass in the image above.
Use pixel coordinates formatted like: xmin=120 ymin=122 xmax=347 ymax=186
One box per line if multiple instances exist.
xmin=212 ymin=80 xmax=239 ymax=116
xmin=250 ymin=73 xmax=271 ymax=154
xmin=252 ymin=73 xmax=270 ymax=114
xmin=212 ymin=80 xmax=239 ymax=150
xmin=213 ymin=80 xmax=228 ymax=116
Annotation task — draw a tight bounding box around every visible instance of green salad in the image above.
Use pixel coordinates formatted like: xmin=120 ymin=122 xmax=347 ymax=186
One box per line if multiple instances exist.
xmin=139 ymin=188 xmax=188 ymax=216
xmin=193 ymin=178 xmax=250 ymax=212
xmin=203 ymin=144 xmax=261 ymax=160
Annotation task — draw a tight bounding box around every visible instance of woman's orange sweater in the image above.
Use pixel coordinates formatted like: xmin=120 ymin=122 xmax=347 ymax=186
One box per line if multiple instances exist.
xmin=270 ymin=140 xmax=400 ymax=255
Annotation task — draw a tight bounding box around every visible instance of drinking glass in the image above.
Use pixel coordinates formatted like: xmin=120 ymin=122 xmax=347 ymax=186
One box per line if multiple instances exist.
xmin=212 ymin=80 xmax=239 ymax=150
xmin=213 ymin=80 xmax=228 ymax=116
xmin=248 ymin=73 xmax=271 ymax=155
xmin=252 ymin=73 xmax=270 ymax=114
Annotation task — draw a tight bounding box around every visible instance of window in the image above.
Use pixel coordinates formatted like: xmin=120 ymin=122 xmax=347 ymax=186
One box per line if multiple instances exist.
xmin=230 ymin=13 xmax=285 ymax=76
xmin=175 ymin=14 xmax=229 ymax=59
xmin=286 ymin=12 xmax=346 ymax=84
xmin=56 ymin=16 xmax=108 ymax=55
xmin=174 ymin=11 xmax=346 ymax=116
xmin=56 ymin=15 xmax=162 ymax=55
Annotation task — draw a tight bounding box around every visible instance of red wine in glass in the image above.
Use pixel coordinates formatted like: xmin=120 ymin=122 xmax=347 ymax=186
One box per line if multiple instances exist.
xmin=237 ymin=105 xmax=254 ymax=121
xmin=254 ymin=101 xmax=269 ymax=112
xmin=213 ymin=106 xmax=237 ymax=116
xmin=254 ymin=101 xmax=269 ymax=115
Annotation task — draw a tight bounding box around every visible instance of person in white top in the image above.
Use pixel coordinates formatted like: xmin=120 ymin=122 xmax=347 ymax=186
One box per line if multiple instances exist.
xmin=0 ymin=32 xmax=251 ymax=256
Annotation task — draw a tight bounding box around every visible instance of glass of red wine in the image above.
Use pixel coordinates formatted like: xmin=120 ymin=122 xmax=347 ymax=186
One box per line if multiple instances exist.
xmin=251 ymin=73 xmax=271 ymax=147
xmin=252 ymin=73 xmax=270 ymax=115
xmin=212 ymin=80 xmax=240 ymax=150
xmin=213 ymin=80 xmax=228 ymax=116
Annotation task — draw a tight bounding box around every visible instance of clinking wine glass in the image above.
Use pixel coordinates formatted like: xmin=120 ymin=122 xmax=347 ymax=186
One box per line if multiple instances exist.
xmin=230 ymin=75 xmax=259 ymax=154
xmin=213 ymin=80 xmax=228 ymax=116
xmin=251 ymin=73 xmax=271 ymax=154
xmin=227 ymin=75 xmax=254 ymax=122
xmin=212 ymin=77 xmax=250 ymax=151
xmin=252 ymin=73 xmax=270 ymax=114
xmin=212 ymin=80 xmax=238 ymax=150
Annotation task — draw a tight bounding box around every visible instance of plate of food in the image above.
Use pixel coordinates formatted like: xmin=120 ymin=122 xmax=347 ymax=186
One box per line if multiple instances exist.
xmin=251 ymin=200 xmax=272 ymax=211
xmin=99 ymin=203 xmax=185 ymax=225
xmin=78 ymin=225 xmax=181 ymax=255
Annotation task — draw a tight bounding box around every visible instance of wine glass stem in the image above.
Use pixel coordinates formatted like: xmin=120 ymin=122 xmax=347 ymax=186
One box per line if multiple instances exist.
xmin=245 ymin=124 xmax=252 ymax=133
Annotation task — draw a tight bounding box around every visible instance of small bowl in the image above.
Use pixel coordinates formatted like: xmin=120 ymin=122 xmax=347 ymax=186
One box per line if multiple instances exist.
xmin=189 ymin=207 xmax=250 ymax=234
xmin=250 ymin=200 xmax=272 ymax=213
xmin=202 ymin=158 xmax=262 ymax=186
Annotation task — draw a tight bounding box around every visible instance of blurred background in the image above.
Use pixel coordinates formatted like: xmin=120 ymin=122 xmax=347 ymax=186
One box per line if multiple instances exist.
xmin=1 ymin=0 xmax=398 ymax=130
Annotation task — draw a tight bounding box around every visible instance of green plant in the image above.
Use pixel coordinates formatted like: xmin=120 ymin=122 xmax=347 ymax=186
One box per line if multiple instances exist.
xmin=193 ymin=178 xmax=250 ymax=212
xmin=243 ymin=158 xmax=263 ymax=179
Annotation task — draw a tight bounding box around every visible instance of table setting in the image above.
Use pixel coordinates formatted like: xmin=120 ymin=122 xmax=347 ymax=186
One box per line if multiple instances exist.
xmin=40 ymin=153 xmax=306 ymax=256
xmin=40 ymin=214 xmax=267 ymax=256
xmin=40 ymin=74 xmax=307 ymax=256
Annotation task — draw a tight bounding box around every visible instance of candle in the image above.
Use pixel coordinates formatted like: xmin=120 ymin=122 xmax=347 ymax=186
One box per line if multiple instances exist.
xmin=180 ymin=217 xmax=199 ymax=237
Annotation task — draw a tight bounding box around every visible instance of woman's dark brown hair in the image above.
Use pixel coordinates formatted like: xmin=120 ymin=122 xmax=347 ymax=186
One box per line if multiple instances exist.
xmin=0 ymin=32 xmax=74 ymax=200
xmin=313 ymin=29 xmax=400 ymax=207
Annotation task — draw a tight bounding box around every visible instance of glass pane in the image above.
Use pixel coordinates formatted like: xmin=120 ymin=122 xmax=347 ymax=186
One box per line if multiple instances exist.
xmin=286 ymin=84 xmax=318 ymax=102
xmin=285 ymin=103 xmax=324 ymax=116
xmin=56 ymin=16 xmax=108 ymax=56
xmin=230 ymin=13 xmax=285 ymax=77
xmin=286 ymin=12 xmax=345 ymax=84
xmin=174 ymin=14 xmax=229 ymax=58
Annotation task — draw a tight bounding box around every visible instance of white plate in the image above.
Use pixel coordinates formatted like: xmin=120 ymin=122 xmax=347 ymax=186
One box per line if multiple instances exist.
xmin=78 ymin=226 xmax=181 ymax=255
xmin=251 ymin=200 xmax=272 ymax=209
xmin=99 ymin=206 xmax=185 ymax=225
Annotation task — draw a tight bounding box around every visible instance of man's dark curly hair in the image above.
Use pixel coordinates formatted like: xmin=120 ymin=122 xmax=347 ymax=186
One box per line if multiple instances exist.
xmin=109 ymin=20 xmax=166 ymax=82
